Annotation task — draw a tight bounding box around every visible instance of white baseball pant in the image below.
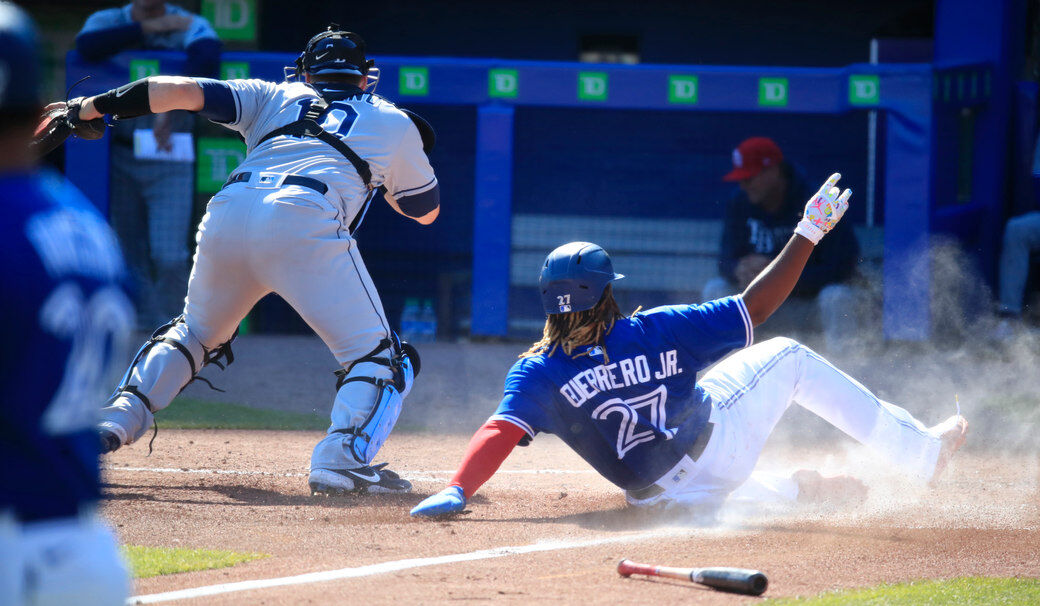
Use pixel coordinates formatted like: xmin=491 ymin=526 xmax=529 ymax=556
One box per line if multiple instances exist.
xmin=101 ymin=180 xmax=394 ymax=471
xmin=0 ymin=511 xmax=129 ymax=606
xmin=627 ymin=337 xmax=943 ymax=508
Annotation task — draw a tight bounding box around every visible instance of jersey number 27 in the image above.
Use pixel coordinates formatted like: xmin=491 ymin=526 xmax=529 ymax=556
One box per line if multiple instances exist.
xmin=591 ymin=385 xmax=677 ymax=459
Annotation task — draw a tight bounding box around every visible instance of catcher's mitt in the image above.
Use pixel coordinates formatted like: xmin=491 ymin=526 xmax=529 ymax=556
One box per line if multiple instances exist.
xmin=31 ymin=97 xmax=107 ymax=157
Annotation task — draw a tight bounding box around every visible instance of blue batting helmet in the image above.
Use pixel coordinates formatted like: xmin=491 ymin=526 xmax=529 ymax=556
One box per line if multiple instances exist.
xmin=0 ymin=1 xmax=39 ymax=111
xmin=539 ymin=242 xmax=624 ymax=315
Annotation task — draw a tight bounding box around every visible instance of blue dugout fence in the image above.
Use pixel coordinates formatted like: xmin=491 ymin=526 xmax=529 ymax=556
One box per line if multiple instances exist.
xmin=66 ymin=50 xmax=993 ymax=341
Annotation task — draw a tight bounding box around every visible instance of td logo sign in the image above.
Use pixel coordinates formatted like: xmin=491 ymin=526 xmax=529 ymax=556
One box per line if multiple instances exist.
xmin=668 ymin=75 xmax=698 ymax=104
xmin=196 ymin=138 xmax=246 ymax=193
xmin=849 ymin=75 xmax=880 ymax=105
xmin=129 ymin=59 xmax=159 ymax=81
xmin=758 ymin=77 xmax=788 ymax=107
xmin=201 ymin=0 xmax=256 ymax=42
xmin=578 ymin=72 xmax=608 ymax=101
xmin=488 ymin=69 xmax=518 ymax=98
xmin=220 ymin=61 xmax=249 ymax=80
xmin=399 ymin=67 xmax=429 ymax=96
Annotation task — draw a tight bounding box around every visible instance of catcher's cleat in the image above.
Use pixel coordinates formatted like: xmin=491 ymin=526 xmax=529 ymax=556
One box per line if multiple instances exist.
xmin=308 ymin=463 xmax=412 ymax=496
xmin=929 ymin=414 xmax=968 ymax=485
xmin=99 ymin=429 xmax=122 ymax=454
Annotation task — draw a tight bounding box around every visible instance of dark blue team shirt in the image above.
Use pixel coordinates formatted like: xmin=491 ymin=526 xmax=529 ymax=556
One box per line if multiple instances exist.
xmin=492 ymin=297 xmax=753 ymax=491
xmin=1 ymin=171 xmax=133 ymax=522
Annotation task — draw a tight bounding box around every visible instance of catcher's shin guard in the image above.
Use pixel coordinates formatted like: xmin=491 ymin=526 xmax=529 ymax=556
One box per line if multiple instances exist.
xmin=342 ymin=372 xmax=402 ymax=464
xmin=98 ymin=317 xmax=235 ymax=447
xmin=311 ymin=337 xmax=419 ymax=468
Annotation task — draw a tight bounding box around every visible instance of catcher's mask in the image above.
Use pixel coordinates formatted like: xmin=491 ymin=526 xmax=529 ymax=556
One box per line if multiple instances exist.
xmin=286 ymin=24 xmax=379 ymax=91
xmin=539 ymin=242 xmax=624 ymax=315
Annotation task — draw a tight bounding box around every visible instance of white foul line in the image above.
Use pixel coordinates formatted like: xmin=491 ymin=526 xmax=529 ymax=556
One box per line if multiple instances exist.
xmin=107 ymin=466 xmax=306 ymax=477
xmin=105 ymin=466 xmax=596 ymax=481
xmin=128 ymin=528 xmax=701 ymax=604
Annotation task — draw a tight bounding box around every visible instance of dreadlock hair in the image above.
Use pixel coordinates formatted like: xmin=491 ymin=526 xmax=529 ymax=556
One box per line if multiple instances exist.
xmin=521 ymin=284 xmax=626 ymax=362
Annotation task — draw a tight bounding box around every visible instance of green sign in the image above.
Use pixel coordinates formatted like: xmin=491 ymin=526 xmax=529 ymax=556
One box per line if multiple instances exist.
xmin=848 ymin=75 xmax=879 ymax=105
xmin=578 ymin=71 xmax=608 ymax=101
xmin=668 ymin=75 xmax=698 ymax=104
xmin=129 ymin=59 xmax=159 ymax=80
xmin=201 ymin=0 xmax=257 ymax=43
xmin=488 ymin=69 xmax=519 ymax=98
xmin=220 ymin=61 xmax=250 ymax=80
xmin=399 ymin=67 xmax=429 ymax=96
xmin=758 ymin=77 xmax=788 ymax=107
xmin=196 ymin=138 xmax=246 ymax=193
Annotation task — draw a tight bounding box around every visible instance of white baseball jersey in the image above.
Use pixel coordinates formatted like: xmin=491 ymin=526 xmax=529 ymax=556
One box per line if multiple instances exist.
xmin=99 ymin=76 xmax=439 ymax=480
xmin=213 ymin=79 xmax=437 ymax=226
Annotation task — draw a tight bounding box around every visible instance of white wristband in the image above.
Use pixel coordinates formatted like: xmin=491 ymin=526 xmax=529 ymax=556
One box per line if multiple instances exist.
xmin=794 ymin=219 xmax=824 ymax=245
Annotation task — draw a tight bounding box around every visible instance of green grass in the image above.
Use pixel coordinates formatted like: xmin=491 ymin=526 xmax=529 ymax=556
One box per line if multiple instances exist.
xmin=768 ymin=577 xmax=1040 ymax=605
xmin=121 ymin=545 xmax=268 ymax=578
xmin=156 ymin=396 xmax=327 ymax=430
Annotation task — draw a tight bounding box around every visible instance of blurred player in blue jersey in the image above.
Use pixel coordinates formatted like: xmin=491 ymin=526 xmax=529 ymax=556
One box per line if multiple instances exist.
xmin=0 ymin=3 xmax=133 ymax=603
xmin=412 ymin=174 xmax=968 ymax=519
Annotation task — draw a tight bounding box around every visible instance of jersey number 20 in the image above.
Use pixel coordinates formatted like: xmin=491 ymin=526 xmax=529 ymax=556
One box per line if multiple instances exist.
xmin=40 ymin=282 xmax=133 ymax=436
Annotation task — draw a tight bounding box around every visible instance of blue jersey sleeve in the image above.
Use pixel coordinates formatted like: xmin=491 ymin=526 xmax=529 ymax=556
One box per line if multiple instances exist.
xmin=489 ymin=358 xmax=556 ymax=440
xmin=182 ymin=13 xmax=220 ymax=47
xmin=640 ymin=295 xmax=753 ymax=366
xmin=78 ymin=8 xmax=127 ymax=35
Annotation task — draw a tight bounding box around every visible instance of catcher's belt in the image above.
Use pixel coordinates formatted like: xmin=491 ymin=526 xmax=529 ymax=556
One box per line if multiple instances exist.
xmin=222 ymin=171 xmax=329 ymax=195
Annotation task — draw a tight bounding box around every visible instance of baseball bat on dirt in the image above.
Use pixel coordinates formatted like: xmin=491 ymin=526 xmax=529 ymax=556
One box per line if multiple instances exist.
xmin=617 ymin=559 xmax=768 ymax=596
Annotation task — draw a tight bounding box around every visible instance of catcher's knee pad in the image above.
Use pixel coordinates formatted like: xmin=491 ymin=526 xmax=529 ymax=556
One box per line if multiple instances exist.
xmin=395 ymin=340 xmax=419 ymax=399
xmin=101 ymin=316 xmax=235 ymax=444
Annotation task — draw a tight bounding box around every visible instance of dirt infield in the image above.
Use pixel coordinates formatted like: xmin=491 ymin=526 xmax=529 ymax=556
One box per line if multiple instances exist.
xmin=105 ymin=428 xmax=1040 ymax=605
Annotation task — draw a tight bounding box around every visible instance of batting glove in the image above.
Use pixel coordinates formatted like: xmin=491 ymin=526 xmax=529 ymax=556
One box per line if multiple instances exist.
xmin=410 ymin=485 xmax=466 ymax=517
xmin=794 ymin=173 xmax=851 ymax=245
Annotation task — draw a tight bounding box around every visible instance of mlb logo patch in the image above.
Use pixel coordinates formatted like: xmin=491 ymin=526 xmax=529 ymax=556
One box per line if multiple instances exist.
xmin=559 ymin=304 xmax=572 ymax=312
xmin=588 ymin=346 xmax=604 ymax=358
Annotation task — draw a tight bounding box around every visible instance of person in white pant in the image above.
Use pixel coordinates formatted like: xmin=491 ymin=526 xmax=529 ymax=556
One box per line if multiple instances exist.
xmin=59 ymin=25 xmax=440 ymax=495
xmin=411 ymin=173 xmax=968 ymax=519
xmin=1 ymin=3 xmax=132 ymax=603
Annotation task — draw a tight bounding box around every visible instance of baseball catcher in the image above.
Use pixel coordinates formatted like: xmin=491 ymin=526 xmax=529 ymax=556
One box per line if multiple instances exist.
xmin=412 ymin=174 xmax=968 ymax=518
xmin=50 ymin=24 xmax=440 ymax=496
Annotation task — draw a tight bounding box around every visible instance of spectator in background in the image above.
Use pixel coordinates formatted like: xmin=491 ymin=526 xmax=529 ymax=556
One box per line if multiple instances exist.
xmin=702 ymin=137 xmax=861 ymax=351
xmin=995 ymin=135 xmax=1040 ymax=334
xmin=76 ymin=1 xmax=221 ymax=328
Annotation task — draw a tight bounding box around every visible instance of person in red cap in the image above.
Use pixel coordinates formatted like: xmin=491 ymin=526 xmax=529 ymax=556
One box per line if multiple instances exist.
xmin=704 ymin=137 xmax=862 ymax=351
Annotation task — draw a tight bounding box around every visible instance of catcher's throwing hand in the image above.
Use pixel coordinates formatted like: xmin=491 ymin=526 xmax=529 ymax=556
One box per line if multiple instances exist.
xmin=794 ymin=172 xmax=851 ymax=245
xmin=31 ymin=97 xmax=107 ymax=157
xmin=410 ymin=485 xmax=466 ymax=517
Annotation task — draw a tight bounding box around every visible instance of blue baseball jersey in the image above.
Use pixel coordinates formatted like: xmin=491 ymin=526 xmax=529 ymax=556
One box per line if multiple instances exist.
xmin=491 ymin=297 xmax=753 ymax=491
xmin=0 ymin=172 xmax=133 ymax=521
